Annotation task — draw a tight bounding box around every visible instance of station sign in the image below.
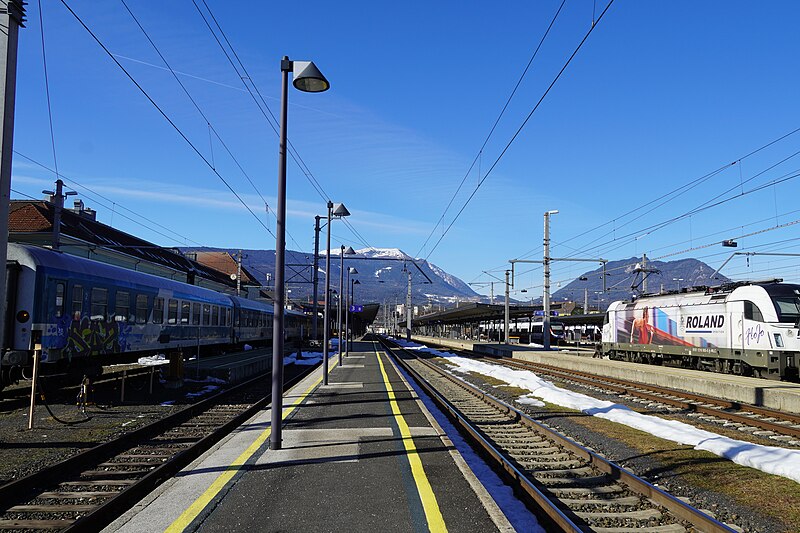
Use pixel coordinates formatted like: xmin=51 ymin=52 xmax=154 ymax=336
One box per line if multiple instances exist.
xmin=350 ymin=305 xmax=363 ymax=313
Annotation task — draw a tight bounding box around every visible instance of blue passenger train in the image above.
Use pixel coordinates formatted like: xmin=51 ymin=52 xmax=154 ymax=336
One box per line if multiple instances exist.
xmin=1 ymin=243 xmax=307 ymax=391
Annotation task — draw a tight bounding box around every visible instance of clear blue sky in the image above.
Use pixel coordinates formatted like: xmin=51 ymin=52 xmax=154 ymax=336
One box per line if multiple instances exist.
xmin=10 ymin=1 xmax=800 ymax=298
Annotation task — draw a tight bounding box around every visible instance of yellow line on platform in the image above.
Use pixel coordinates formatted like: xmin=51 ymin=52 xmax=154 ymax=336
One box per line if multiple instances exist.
xmin=165 ymin=357 xmax=338 ymax=532
xmin=374 ymin=342 xmax=447 ymax=533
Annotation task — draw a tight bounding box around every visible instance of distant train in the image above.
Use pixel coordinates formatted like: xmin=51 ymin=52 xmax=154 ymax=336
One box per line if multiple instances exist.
xmin=601 ymin=280 xmax=800 ymax=380
xmin=1 ymin=243 xmax=308 ymax=392
xmin=505 ymin=318 xmax=566 ymax=346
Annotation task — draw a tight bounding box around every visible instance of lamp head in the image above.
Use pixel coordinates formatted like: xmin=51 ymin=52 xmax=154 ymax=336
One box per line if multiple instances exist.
xmin=344 ymin=246 xmax=356 ymax=255
xmin=332 ymin=203 xmax=350 ymax=217
xmin=545 ymin=210 xmax=559 ymax=216
xmin=348 ymin=267 xmax=358 ymax=274
xmin=354 ymin=280 xmax=361 ymax=285
xmin=292 ymin=61 xmax=330 ymax=93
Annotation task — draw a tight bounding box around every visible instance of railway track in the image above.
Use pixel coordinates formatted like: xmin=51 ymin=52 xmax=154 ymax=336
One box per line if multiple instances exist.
xmin=376 ymin=336 xmax=739 ymax=533
xmin=0 ymin=365 xmax=315 ymax=532
xmin=479 ymin=354 xmax=800 ymax=444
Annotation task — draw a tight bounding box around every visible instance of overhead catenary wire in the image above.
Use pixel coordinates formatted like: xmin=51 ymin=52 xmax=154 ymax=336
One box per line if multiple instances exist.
xmin=58 ymin=0 xmax=277 ymax=244
xmin=190 ymin=0 xmax=375 ymax=253
xmin=415 ymin=0 xmax=567 ymax=259
xmin=118 ymin=0 xmax=303 ymax=252
xmin=422 ymin=0 xmax=616 ymax=263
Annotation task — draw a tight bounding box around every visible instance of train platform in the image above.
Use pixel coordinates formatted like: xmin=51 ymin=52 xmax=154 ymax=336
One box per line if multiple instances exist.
xmin=105 ymin=339 xmax=519 ymax=532
xmin=413 ymin=335 xmax=800 ymax=414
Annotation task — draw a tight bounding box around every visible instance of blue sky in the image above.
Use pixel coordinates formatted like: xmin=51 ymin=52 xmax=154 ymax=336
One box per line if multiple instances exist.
xmin=10 ymin=1 xmax=800 ymax=298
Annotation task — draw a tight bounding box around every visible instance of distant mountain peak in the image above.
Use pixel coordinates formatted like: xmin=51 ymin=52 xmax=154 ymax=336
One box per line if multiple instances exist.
xmin=356 ymin=247 xmax=414 ymax=260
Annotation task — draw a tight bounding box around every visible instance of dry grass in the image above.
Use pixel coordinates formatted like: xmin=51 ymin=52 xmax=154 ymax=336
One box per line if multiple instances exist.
xmin=566 ymin=411 xmax=800 ymax=530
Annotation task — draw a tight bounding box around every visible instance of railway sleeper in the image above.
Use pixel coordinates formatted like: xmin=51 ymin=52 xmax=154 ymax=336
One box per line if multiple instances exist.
xmin=520 ymin=458 xmax=585 ymax=470
xmin=0 ymin=519 xmax=76 ymax=530
xmin=574 ymin=508 xmax=665 ymax=523
xmin=588 ymin=525 xmax=687 ymax=533
xmin=559 ymin=496 xmax=642 ymax=507
xmin=536 ymin=474 xmax=617 ymax=487
xmin=532 ymin=466 xmax=596 ymax=478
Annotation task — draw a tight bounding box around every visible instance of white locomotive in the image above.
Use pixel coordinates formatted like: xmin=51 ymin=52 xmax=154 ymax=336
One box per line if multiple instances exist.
xmin=601 ymin=280 xmax=800 ymax=380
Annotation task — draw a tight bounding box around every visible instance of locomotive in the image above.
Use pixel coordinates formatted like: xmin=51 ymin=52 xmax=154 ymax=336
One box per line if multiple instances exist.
xmin=601 ymin=280 xmax=800 ymax=380
xmin=1 ymin=243 xmax=308 ymax=392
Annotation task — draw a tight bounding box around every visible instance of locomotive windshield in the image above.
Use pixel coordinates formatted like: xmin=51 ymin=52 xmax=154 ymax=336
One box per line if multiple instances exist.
xmin=761 ymin=283 xmax=800 ymax=323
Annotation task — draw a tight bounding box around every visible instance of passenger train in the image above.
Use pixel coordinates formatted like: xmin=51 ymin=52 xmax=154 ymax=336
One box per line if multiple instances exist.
xmin=601 ymin=280 xmax=800 ymax=380
xmin=1 ymin=243 xmax=308 ymax=392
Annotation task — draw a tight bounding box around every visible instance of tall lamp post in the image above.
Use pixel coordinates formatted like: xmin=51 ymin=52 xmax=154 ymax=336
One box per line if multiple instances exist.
xmin=351 ymin=279 xmax=360 ymax=346
xmin=322 ymin=202 xmax=350 ymax=387
xmin=543 ymin=210 xmax=558 ymax=351
xmin=271 ymin=57 xmax=330 ymax=451
xmin=338 ymin=246 xmax=356 ymax=365
xmin=345 ymin=267 xmax=358 ymax=356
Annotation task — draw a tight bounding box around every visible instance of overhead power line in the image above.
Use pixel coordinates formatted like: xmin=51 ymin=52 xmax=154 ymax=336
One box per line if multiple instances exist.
xmin=422 ymin=0 xmax=616 ymax=262
xmin=58 ymin=0 xmax=278 ymax=242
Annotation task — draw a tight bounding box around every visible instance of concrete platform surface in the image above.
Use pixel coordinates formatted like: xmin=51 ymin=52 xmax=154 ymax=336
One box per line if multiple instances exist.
xmin=105 ymin=340 xmax=512 ymax=533
xmin=414 ymin=335 xmax=800 ymax=414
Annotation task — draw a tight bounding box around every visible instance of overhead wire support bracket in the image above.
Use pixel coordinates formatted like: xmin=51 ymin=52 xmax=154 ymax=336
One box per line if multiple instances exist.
xmin=509 ymin=257 xmax=608 ymax=292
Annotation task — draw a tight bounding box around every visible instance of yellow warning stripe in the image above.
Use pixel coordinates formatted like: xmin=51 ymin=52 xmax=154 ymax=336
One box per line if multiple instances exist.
xmin=374 ymin=342 xmax=447 ymax=533
xmin=166 ymin=358 xmax=338 ymax=532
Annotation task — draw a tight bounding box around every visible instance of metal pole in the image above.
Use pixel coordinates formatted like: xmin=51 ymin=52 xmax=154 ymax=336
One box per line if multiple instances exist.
xmin=322 ymin=201 xmax=333 ymax=386
xmin=270 ymin=57 xmax=290 ymax=450
xmin=236 ymin=250 xmax=242 ymax=296
xmin=345 ymin=273 xmax=350 ymax=356
xmin=338 ymin=245 xmax=344 ymax=366
xmin=52 ymin=179 xmax=64 ymax=250
xmin=406 ymin=269 xmax=412 ymax=341
xmin=27 ymin=350 xmax=40 ymax=430
xmin=504 ymin=270 xmax=510 ymax=343
xmin=584 ymin=287 xmax=589 ymax=314
xmin=312 ymin=215 xmax=321 ymax=341
xmin=543 ymin=211 xmax=554 ymax=350
xmin=0 ymin=1 xmax=23 ymax=354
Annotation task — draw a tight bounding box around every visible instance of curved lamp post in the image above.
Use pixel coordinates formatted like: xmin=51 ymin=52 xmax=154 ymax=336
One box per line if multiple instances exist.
xmin=271 ymin=57 xmax=329 ymax=451
xmin=338 ymin=246 xmax=356 ymax=365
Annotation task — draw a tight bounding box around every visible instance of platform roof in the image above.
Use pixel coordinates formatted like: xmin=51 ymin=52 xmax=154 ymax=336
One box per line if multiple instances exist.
xmin=413 ymin=302 xmax=604 ymax=327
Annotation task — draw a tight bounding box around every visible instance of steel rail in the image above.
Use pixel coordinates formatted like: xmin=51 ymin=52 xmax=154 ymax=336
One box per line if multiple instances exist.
xmin=0 ymin=364 xmax=316 ymax=531
xmin=377 ymin=336 xmax=737 ymax=533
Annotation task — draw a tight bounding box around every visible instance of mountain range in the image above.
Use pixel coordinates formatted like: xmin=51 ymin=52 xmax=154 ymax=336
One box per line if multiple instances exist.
xmin=182 ymin=247 xmax=730 ymax=311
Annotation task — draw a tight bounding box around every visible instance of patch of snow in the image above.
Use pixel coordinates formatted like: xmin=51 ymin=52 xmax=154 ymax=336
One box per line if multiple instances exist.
xmin=393 ymin=338 xmax=800 ymax=485
xmin=516 ymin=395 xmax=545 ymax=407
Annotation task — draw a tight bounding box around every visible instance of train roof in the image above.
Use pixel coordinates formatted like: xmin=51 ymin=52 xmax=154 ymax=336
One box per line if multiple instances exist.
xmin=8 ymin=243 xmax=231 ymax=305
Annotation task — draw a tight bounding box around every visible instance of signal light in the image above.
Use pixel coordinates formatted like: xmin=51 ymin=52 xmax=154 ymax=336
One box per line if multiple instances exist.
xmin=16 ymin=310 xmax=30 ymax=323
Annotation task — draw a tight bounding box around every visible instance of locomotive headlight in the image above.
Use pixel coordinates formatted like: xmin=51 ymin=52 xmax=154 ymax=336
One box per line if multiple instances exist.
xmin=16 ymin=310 xmax=30 ymax=323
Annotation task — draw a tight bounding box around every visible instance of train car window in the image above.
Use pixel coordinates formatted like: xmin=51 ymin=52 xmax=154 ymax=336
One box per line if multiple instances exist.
xmin=225 ymin=308 xmax=231 ymax=327
xmin=115 ymin=291 xmax=130 ymax=322
xmin=203 ymin=304 xmax=211 ymax=326
xmin=55 ymin=282 xmax=65 ymax=318
xmin=211 ymin=306 xmax=219 ymax=326
xmin=744 ymin=301 xmax=764 ymax=322
xmin=91 ymin=288 xmax=108 ymax=320
xmin=72 ymin=285 xmax=83 ymax=317
xmin=153 ymin=297 xmax=164 ymax=324
xmin=192 ymin=303 xmax=201 ymax=325
xmin=168 ymin=299 xmax=178 ymax=324
xmin=135 ymin=294 xmax=148 ymax=324
xmin=773 ymin=296 xmax=800 ymax=323
xmin=181 ymin=301 xmax=190 ymax=324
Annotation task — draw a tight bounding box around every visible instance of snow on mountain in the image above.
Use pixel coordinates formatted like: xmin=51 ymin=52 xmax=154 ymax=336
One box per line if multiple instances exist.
xmin=357 ymin=248 xmax=413 ymax=260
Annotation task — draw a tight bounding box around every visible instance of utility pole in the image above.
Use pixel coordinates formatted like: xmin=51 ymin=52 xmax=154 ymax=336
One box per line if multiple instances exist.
xmin=584 ymin=287 xmax=589 ymax=314
xmin=543 ymin=210 xmax=558 ymax=350
xmin=236 ymin=250 xmax=242 ymax=296
xmin=504 ymin=270 xmax=510 ymax=343
xmin=43 ymin=179 xmax=76 ymax=251
xmin=406 ymin=268 xmax=412 ymax=341
xmin=642 ymin=254 xmax=648 ymax=294
xmin=312 ymin=215 xmax=321 ymax=341
xmin=0 ymin=1 xmax=24 ymax=354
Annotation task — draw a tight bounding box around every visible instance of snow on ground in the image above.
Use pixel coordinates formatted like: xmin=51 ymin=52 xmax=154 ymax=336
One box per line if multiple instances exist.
xmin=137 ymin=354 xmax=169 ymax=366
xmin=185 ymin=385 xmax=221 ymax=400
xmin=392 ymin=338 xmax=800 ymax=485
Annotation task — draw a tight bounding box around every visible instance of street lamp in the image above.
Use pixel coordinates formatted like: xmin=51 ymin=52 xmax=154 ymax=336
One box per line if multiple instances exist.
xmin=673 ymin=278 xmax=684 ymax=291
xmin=322 ymin=202 xmax=350 ymax=388
xmin=271 ymin=56 xmax=329 ymax=451
xmin=543 ymin=210 xmax=558 ymax=350
xmin=346 ymin=267 xmax=358 ymax=356
xmin=338 ymin=246 xmax=356 ymax=365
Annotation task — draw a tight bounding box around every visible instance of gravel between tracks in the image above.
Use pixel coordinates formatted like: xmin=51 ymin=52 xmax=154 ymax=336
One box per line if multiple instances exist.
xmin=0 ymin=364 xmax=308 ymax=487
xmin=434 ymin=358 xmax=792 ymax=533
